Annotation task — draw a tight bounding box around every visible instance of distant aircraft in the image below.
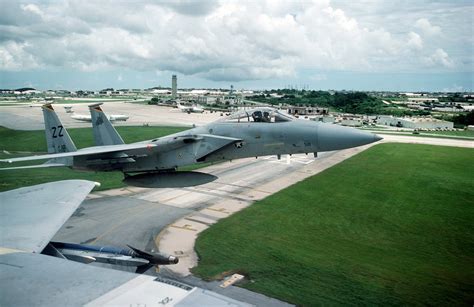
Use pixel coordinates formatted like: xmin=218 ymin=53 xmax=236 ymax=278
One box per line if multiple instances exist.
xmin=0 ymin=104 xmax=382 ymax=176
xmin=0 ymin=180 xmax=246 ymax=306
xmin=177 ymin=101 xmax=204 ymax=113
xmin=71 ymin=113 xmax=129 ymax=122
xmin=66 ymin=105 xmax=129 ymax=122
xmin=64 ymin=106 xmax=73 ymax=113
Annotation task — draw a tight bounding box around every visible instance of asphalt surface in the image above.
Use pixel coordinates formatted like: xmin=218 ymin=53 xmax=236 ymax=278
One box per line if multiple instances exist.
xmin=51 ymin=153 xmax=338 ymax=307
xmin=53 ymin=195 xmax=192 ymax=249
xmin=0 ymin=102 xmax=222 ymax=130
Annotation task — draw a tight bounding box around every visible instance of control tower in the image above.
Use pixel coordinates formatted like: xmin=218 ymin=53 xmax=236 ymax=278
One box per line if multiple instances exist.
xmin=171 ymin=75 xmax=177 ymax=98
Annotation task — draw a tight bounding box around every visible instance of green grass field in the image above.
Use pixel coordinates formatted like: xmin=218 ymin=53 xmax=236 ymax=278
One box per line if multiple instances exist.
xmin=0 ymin=126 xmax=186 ymax=192
xmin=193 ymin=143 xmax=474 ymax=306
xmin=428 ymin=130 xmax=474 ymax=137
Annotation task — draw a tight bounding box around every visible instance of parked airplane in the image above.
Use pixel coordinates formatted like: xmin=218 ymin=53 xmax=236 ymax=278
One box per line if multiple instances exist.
xmin=65 ymin=105 xmax=129 ymax=122
xmin=177 ymin=101 xmax=204 ymax=113
xmin=0 ymin=180 xmax=245 ymax=306
xmin=0 ymin=104 xmax=382 ymax=175
xmin=71 ymin=113 xmax=129 ymax=122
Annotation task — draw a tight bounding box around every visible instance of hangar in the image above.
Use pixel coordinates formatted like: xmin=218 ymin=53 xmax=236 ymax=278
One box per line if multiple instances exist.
xmin=376 ymin=115 xmax=454 ymax=129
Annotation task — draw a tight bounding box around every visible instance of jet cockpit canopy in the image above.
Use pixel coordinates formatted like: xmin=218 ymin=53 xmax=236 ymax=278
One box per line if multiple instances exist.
xmin=221 ymin=107 xmax=294 ymax=123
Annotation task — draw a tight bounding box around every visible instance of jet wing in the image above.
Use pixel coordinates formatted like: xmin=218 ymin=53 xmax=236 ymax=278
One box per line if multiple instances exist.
xmin=0 ymin=180 xmax=97 ymax=253
xmin=0 ymin=143 xmax=157 ymax=164
xmin=195 ymin=134 xmax=242 ymax=161
xmin=153 ymin=133 xmax=241 ymax=161
xmin=0 ymin=251 xmax=250 ymax=306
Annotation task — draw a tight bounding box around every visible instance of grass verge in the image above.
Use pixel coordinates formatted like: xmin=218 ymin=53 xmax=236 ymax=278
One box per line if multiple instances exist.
xmin=359 ymin=128 xmax=474 ymax=140
xmin=193 ymin=143 xmax=474 ymax=306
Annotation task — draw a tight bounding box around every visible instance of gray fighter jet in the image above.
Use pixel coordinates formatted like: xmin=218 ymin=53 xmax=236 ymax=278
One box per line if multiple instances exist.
xmin=0 ymin=103 xmax=382 ymax=174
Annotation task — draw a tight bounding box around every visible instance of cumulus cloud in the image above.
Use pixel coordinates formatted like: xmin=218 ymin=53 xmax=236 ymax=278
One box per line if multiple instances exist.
xmin=423 ymin=48 xmax=454 ymax=68
xmin=0 ymin=41 xmax=40 ymax=70
xmin=21 ymin=4 xmax=45 ymax=18
xmin=0 ymin=0 xmax=470 ymax=81
xmin=407 ymin=32 xmax=423 ymax=50
xmin=415 ymin=18 xmax=441 ymax=36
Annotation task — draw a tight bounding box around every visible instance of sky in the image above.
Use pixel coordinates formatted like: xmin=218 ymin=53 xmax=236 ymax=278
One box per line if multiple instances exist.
xmin=0 ymin=0 xmax=473 ymax=92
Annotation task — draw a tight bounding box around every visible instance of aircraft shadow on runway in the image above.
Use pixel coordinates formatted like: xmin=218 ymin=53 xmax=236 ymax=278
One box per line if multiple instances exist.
xmin=123 ymin=171 xmax=218 ymax=188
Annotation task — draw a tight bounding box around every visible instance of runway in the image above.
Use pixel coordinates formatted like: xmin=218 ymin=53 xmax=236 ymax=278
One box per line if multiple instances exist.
xmin=0 ymin=102 xmax=222 ymax=130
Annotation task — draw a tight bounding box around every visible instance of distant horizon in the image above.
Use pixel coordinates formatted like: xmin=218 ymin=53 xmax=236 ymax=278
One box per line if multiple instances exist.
xmin=2 ymin=71 xmax=472 ymax=93
xmin=3 ymin=85 xmax=474 ymax=94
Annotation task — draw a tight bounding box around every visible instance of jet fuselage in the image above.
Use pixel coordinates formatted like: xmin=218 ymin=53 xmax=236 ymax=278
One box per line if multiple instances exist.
xmin=72 ymin=119 xmax=379 ymax=173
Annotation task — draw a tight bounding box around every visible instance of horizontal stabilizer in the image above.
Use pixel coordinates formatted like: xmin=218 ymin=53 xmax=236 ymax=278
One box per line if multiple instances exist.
xmin=0 ymin=143 xmax=157 ymax=164
xmin=0 ymin=163 xmax=67 ymax=171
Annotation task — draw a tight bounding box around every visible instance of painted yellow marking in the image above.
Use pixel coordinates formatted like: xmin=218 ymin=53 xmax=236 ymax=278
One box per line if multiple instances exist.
xmin=220 ymin=274 xmax=245 ymax=288
xmin=170 ymin=224 xmax=197 ymax=231
xmin=0 ymin=247 xmax=24 ymax=255
xmin=205 ymin=207 xmax=227 ymax=213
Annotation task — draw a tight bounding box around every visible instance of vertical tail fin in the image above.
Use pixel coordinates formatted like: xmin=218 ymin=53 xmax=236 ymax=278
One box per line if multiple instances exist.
xmin=89 ymin=103 xmax=125 ymax=146
xmin=42 ymin=104 xmax=77 ymax=153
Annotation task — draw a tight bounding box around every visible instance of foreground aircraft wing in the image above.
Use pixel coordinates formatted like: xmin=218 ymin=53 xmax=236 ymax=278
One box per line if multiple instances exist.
xmin=0 ymin=251 xmax=249 ymax=306
xmin=0 ymin=143 xmax=157 ymax=164
xmin=0 ymin=180 xmax=249 ymax=306
xmin=0 ymin=180 xmax=97 ymax=253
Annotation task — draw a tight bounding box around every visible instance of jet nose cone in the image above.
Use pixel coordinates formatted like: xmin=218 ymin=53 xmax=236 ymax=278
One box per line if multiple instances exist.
xmin=317 ymin=124 xmax=382 ymax=151
xmin=374 ymin=134 xmax=383 ymax=142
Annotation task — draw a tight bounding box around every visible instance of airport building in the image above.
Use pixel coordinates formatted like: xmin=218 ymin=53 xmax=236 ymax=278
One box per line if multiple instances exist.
xmin=311 ymin=115 xmax=336 ymax=123
xmin=407 ymin=97 xmax=439 ymax=104
xmin=340 ymin=118 xmax=363 ymax=127
xmin=377 ymin=115 xmax=454 ymax=130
